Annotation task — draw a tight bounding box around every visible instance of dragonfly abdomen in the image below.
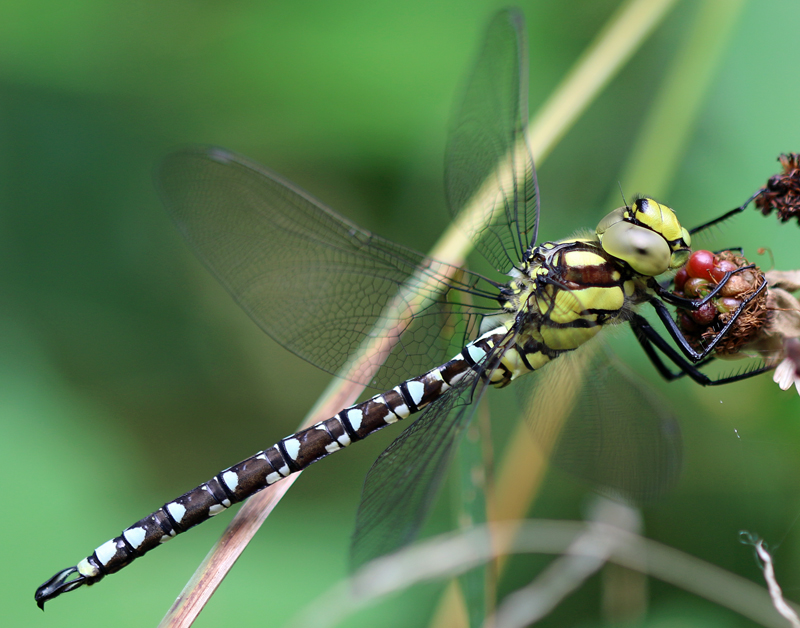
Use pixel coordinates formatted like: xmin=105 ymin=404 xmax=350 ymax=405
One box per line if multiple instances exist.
xmin=35 ymin=327 xmax=509 ymax=605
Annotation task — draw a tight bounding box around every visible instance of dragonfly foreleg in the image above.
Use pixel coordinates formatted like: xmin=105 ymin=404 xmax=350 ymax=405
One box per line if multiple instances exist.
xmin=688 ymin=190 xmax=763 ymax=236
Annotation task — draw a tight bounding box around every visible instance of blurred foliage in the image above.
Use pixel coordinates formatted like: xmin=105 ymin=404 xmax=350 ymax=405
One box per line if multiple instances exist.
xmin=3 ymin=0 xmax=800 ymax=626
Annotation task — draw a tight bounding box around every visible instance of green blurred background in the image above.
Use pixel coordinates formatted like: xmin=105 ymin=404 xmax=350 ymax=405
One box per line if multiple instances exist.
xmin=3 ymin=0 xmax=800 ymax=626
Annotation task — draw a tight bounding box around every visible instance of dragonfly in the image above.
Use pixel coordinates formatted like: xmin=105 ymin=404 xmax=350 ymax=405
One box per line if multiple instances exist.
xmin=35 ymin=9 xmax=769 ymax=608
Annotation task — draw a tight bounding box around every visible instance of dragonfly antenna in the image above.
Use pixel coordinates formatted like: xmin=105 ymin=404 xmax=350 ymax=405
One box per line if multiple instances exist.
xmin=618 ymin=182 xmax=629 ymax=208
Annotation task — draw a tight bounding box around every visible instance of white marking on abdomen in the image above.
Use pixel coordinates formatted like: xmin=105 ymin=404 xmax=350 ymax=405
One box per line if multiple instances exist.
xmin=283 ymin=438 xmax=301 ymax=461
xmin=447 ymin=355 xmax=471 ymax=386
xmin=166 ymin=502 xmax=186 ymax=524
xmin=347 ymin=408 xmax=363 ymax=431
xmin=406 ymin=381 xmax=425 ymax=406
xmin=467 ymin=343 xmax=486 ymax=363
xmin=122 ymin=527 xmax=146 ymax=550
xmin=449 ymin=371 xmax=467 ymax=386
xmin=94 ymin=540 xmax=117 ymax=566
xmin=222 ymin=470 xmax=239 ymax=492
xmin=377 ymin=396 xmax=399 ymax=424
xmin=208 ymin=504 xmax=227 ymax=516
xmin=392 ymin=386 xmax=410 ymax=418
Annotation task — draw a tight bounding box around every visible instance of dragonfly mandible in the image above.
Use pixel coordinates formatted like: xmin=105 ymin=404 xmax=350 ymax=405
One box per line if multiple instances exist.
xmin=35 ymin=8 xmax=769 ymax=608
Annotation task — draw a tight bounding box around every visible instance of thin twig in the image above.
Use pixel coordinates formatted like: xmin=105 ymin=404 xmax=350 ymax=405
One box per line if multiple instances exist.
xmin=488 ymin=501 xmax=641 ymax=628
xmin=288 ymin=518 xmax=799 ymax=628
xmin=751 ymin=538 xmax=800 ymax=628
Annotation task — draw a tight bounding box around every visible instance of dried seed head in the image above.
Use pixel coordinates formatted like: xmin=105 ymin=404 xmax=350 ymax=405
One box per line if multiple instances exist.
xmin=676 ymin=251 xmax=768 ymax=356
xmin=700 ymin=252 xmax=767 ymax=355
xmin=755 ymin=153 xmax=800 ymax=223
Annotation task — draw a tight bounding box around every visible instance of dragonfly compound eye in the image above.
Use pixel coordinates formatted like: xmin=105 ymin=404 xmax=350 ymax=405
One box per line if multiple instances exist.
xmin=599 ymin=221 xmax=671 ymax=276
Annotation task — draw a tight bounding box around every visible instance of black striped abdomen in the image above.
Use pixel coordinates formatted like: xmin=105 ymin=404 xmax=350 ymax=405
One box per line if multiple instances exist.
xmin=66 ymin=330 xmax=504 ymax=585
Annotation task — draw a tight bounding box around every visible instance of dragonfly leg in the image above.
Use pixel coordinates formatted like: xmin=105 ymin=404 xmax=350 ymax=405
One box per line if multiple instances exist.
xmin=653 ymin=264 xmax=762 ymax=311
xmin=688 ymin=190 xmax=763 ymax=235
xmin=647 ymin=272 xmax=768 ymax=362
xmin=630 ymin=313 xmax=772 ymax=386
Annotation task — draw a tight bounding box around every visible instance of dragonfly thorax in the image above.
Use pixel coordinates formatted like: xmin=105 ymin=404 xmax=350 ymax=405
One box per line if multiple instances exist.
xmin=477 ymin=198 xmax=695 ymax=395
xmin=474 ymin=235 xmax=649 ymax=390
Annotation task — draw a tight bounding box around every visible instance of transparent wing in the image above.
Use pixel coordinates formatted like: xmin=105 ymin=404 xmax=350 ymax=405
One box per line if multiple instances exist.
xmin=350 ymin=369 xmax=493 ymax=569
xmin=445 ymin=8 xmax=539 ymax=274
xmin=159 ymin=147 xmax=499 ymax=389
xmin=518 ymin=339 xmax=682 ymax=503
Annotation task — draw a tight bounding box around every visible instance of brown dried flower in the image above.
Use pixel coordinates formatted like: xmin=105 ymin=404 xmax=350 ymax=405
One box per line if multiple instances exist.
xmin=754 ymin=153 xmax=800 ymax=223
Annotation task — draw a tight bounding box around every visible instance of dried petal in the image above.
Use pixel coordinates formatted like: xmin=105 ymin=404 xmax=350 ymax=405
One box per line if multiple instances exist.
xmin=771 ymin=339 xmax=800 ymax=396
xmin=767 ymin=269 xmax=800 ymax=293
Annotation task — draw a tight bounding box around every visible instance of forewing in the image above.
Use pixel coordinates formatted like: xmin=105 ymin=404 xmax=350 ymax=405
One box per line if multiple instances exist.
xmin=445 ymin=8 xmax=539 ymax=274
xmin=517 ymin=339 xmax=682 ymax=503
xmin=159 ymin=146 xmax=493 ymax=388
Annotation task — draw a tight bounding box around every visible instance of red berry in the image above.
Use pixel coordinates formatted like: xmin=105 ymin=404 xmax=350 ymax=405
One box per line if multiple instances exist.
xmin=709 ymin=260 xmax=738 ymax=283
xmin=717 ymin=297 xmax=742 ymax=313
xmin=687 ymin=250 xmax=716 ymax=279
xmin=674 ymin=267 xmax=689 ymax=291
xmin=679 ymin=312 xmax=699 ymax=332
xmin=690 ymin=301 xmax=718 ymax=325
xmin=684 ymin=277 xmax=710 ymax=298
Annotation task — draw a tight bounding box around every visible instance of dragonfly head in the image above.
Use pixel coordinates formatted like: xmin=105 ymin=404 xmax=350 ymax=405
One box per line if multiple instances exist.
xmin=595 ymin=197 xmax=691 ymax=277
